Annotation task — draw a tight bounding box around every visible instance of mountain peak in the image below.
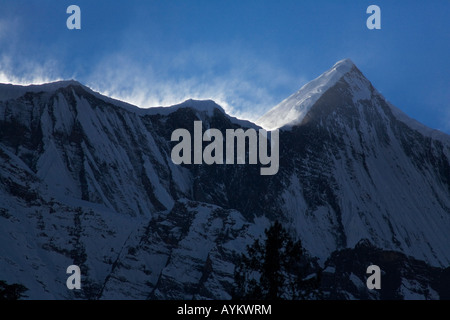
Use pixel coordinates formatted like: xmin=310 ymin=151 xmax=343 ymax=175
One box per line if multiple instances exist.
xmin=40 ymin=79 xmax=84 ymax=89
xmin=332 ymin=58 xmax=356 ymax=72
xmin=178 ymin=99 xmax=226 ymax=114
xmin=145 ymin=99 xmax=226 ymax=117
xmin=257 ymin=58 xmax=360 ymax=130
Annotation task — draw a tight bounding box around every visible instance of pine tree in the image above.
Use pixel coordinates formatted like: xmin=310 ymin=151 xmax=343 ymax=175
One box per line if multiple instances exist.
xmin=233 ymin=221 xmax=321 ymax=300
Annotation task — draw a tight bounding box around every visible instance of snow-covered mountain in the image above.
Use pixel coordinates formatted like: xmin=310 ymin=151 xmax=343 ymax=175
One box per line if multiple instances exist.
xmin=0 ymin=59 xmax=449 ymax=299
xmin=257 ymin=59 xmax=450 ymax=265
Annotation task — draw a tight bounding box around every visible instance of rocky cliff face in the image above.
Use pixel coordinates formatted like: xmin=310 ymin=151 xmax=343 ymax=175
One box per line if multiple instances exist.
xmin=0 ymin=60 xmax=449 ymax=299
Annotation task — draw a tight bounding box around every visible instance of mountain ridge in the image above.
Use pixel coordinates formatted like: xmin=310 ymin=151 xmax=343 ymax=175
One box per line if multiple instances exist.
xmin=0 ymin=59 xmax=449 ymax=299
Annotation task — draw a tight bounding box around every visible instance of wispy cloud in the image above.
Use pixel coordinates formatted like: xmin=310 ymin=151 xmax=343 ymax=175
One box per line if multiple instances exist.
xmin=0 ymin=13 xmax=306 ymax=122
xmin=86 ymin=43 xmax=306 ymax=122
xmin=0 ymin=16 xmax=62 ymax=85
xmin=0 ymin=55 xmax=62 ymax=85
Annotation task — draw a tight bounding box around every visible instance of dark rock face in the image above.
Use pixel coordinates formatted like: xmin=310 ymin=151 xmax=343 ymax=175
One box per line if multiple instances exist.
xmin=321 ymin=240 xmax=450 ymax=300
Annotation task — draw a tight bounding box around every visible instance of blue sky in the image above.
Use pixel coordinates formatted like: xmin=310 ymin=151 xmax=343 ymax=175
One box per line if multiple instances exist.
xmin=0 ymin=0 xmax=449 ymax=133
